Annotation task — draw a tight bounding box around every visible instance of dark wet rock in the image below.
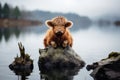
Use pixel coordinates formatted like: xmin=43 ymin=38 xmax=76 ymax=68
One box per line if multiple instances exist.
xmin=9 ymin=42 xmax=33 ymax=72
xmin=86 ymin=52 xmax=120 ymax=80
xmin=38 ymin=46 xmax=85 ymax=70
xmin=114 ymin=21 xmax=120 ymax=26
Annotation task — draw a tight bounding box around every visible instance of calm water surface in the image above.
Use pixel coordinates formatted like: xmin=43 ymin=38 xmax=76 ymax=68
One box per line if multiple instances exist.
xmin=0 ymin=25 xmax=120 ymax=80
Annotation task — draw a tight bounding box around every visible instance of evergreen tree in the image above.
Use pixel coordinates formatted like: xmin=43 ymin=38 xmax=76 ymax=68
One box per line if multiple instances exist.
xmin=0 ymin=3 xmax=2 ymax=18
xmin=13 ymin=6 xmax=21 ymax=19
xmin=2 ymin=3 xmax=10 ymax=18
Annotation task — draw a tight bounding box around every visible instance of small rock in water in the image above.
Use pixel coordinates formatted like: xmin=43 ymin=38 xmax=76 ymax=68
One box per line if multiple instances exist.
xmin=86 ymin=52 xmax=120 ymax=80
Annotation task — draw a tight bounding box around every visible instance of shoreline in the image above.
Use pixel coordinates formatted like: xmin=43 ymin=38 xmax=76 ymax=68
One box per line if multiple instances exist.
xmin=0 ymin=18 xmax=42 ymax=27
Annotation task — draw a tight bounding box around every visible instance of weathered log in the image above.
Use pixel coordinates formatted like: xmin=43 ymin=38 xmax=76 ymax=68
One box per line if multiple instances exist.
xmin=9 ymin=42 xmax=33 ymax=72
xmin=18 ymin=42 xmax=25 ymax=59
xmin=86 ymin=52 xmax=120 ymax=80
xmin=38 ymin=46 xmax=85 ymax=70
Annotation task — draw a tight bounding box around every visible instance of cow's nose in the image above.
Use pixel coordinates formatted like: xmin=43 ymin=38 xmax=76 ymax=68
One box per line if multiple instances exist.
xmin=56 ymin=31 xmax=63 ymax=36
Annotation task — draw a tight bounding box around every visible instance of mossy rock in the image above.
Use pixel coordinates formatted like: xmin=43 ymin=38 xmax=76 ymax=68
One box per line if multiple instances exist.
xmin=86 ymin=52 xmax=120 ymax=80
xmin=38 ymin=46 xmax=85 ymax=70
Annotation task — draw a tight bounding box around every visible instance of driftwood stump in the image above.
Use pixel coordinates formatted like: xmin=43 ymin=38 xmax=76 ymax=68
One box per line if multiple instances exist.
xmin=9 ymin=42 xmax=33 ymax=78
xmin=86 ymin=52 xmax=120 ymax=80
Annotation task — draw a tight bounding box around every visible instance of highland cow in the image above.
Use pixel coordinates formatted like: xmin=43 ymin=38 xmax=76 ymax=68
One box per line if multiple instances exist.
xmin=44 ymin=16 xmax=73 ymax=48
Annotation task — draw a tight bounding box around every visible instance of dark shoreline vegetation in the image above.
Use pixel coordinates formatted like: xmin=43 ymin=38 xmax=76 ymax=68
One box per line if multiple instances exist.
xmin=1 ymin=2 xmax=120 ymax=28
xmin=0 ymin=3 xmax=42 ymax=27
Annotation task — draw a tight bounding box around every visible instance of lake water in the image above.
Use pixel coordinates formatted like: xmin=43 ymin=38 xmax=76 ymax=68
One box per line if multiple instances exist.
xmin=0 ymin=24 xmax=120 ymax=80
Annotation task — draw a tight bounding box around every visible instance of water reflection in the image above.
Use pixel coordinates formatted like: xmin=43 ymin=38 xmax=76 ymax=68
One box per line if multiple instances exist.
xmin=0 ymin=26 xmax=45 ymax=42
xmin=0 ymin=24 xmax=120 ymax=80
xmin=40 ymin=67 xmax=80 ymax=80
xmin=0 ymin=23 xmax=92 ymax=42
xmin=0 ymin=23 xmax=120 ymax=43
xmin=0 ymin=27 xmax=21 ymax=42
xmin=10 ymin=68 xmax=33 ymax=80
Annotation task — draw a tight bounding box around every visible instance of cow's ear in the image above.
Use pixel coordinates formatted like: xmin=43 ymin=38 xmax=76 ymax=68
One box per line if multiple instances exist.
xmin=45 ymin=20 xmax=54 ymax=28
xmin=65 ymin=21 xmax=73 ymax=28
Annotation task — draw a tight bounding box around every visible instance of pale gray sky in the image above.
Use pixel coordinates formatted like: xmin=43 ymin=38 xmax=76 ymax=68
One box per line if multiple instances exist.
xmin=0 ymin=0 xmax=120 ymax=19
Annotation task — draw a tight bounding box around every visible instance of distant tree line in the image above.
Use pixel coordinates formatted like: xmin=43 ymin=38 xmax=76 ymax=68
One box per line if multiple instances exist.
xmin=0 ymin=3 xmax=21 ymax=19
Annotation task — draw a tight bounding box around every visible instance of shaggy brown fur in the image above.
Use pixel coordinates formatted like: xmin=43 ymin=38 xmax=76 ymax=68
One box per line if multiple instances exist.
xmin=44 ymin=16 xmax=73 ymax=48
